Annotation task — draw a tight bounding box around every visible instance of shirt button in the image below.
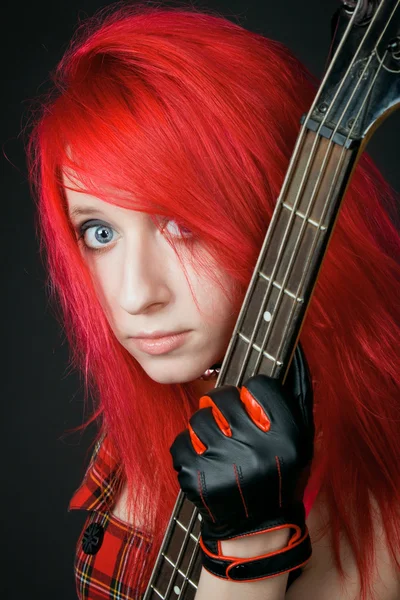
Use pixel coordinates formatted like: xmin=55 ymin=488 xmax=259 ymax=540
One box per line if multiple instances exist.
xmin=82 ymin=522 xmax=105 ymax=555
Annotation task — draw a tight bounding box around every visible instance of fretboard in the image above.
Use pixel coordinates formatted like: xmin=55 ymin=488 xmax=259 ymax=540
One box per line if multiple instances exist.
xmin=143 ymin=129 xmax=359 ymax=599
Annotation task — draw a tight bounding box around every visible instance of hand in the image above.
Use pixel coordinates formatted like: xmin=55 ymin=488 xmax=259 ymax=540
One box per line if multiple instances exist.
xmin=170 ymin=343 xmax=314 ymax=582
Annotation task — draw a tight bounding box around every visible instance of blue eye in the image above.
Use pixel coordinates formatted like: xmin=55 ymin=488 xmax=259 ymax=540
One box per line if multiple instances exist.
xmin=77 ymin=221 xmax=117 ymax=253
xmin=75 ymin=217 xmax=193 ymax=254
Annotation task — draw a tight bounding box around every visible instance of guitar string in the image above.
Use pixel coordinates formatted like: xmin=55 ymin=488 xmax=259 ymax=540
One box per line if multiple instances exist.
xmin=162 ymin=500 xmax=201 ymax=599
xmin=175 ymin=521 xmax=202 ymax=599
xmin=142 ymin=490 xmax=184 ymax=599
xmin=175 ymin=10 xmax=394 ymax=595
xmin=165 ymin=50 xmax=388 ymax=599
xmin=264 ymin=45 xmax=391 ymax=387
xmin=147 ymin=494 xmax=201 ymax=599
xmin=207 ymin=4 xmax=367 ymax=390
xmin=230 ymin=0 xmax=390 ymax=385
xmin=143 ymin=3 xmax=386 ymax=597
xmin=149 ymin=8 xmax=392 ymax=600
xmin=211 ymin=0 xmax=388 ymax=388
xmin=168 ymin=55 xmax=386 ymax=599
xmin=143 ymin=2 xmax=396 ymax=597
xmin=167 ymin=50 xmax=389 ymax=600
xmin=246 ymin=22 xmax=393 ymax=386
xmin=246 ymin=0 xmax=398 ymax=383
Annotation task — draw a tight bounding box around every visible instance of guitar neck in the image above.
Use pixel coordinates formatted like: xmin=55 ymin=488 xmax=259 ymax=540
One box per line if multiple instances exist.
xmin=144 ymin=0 xmax=400 ymax=593
xmin=219 ymin=129 xmax=358 ymax=386
xmin=143 ymin=128 xmax=360 ymax=599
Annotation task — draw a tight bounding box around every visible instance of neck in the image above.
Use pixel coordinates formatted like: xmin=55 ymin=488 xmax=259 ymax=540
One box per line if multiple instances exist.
xmin=191 ymin=377 xmax=217 ymax=401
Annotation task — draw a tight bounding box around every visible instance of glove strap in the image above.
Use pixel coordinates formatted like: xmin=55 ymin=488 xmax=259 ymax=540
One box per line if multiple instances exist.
xmin=200 ymin=524 xmax=312 ymax=582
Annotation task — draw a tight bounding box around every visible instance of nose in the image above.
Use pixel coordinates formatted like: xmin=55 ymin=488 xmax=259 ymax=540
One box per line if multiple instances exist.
xmin=118 ymin=230 xmax=171 ymax=315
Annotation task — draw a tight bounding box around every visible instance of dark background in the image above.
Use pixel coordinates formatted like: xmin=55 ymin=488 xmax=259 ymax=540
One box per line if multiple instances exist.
xmin=3 ymin=1 xmax=399 ymax=598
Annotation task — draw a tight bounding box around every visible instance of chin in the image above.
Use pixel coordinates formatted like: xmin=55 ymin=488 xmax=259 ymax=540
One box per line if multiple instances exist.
xmin=147 ymin=373 xmax=198 ymax=385
xmin=142 ymin=360 xmax=207 ymax=385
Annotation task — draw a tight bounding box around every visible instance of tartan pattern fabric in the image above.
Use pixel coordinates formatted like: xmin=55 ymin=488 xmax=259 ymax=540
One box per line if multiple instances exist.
xmin=69 ymin=436 xmax=152 ymax=599
xmin=69 ymin=435 xmax=122 ymax=513
xmin=69 ymin=436 xmax=320 ymax=599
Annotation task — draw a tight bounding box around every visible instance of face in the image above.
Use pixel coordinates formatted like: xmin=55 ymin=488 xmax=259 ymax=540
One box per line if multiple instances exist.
xmin=64 ymin=178 xmax=239 ymax=385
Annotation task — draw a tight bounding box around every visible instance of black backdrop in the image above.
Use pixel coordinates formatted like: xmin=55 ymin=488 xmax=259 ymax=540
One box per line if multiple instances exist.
xmin=3 ymin=1 xmax=399 ymax=599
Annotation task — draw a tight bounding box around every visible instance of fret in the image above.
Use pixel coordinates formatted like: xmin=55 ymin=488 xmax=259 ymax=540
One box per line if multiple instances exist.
xmin=175 ymin=520 xmax=188 ymax=532
xmin=177 ymin=495 xmax=201 ymax=529
xmin=142 ymin=1 xmax=400 ymax=592
xmin=143 ymin=499 xmax=203 ymax=599
xmin=258 ymin=271 xmax=304 ymax=302
xmin=143 ymin=133 xmax=358 ymax=600
xmin=149 ymin=553 xmax=199 ymax=598
xmin=144 ymin=134 xmax=358 ymax=599
xmin=237 ymin=332 xmax=283 ymax=366
xmin=174 ymin=518 xmax=200 ymax=543
xmin=168 ymin=569 xmax=198 ymax=600
xmin=281 ymin=201 xmax=328 ymax=230
xmin=222 ymin=133 xmax=355 ymax=384
xmin=149 ymin=497 xmax=201 ymax=600
xmin=239 ymin=276 xmax=302 ymax=357
xmin=150 ymin=556 xmax=175 ymax=598
xmin=163 ymin=553 xmax=199 ymax=587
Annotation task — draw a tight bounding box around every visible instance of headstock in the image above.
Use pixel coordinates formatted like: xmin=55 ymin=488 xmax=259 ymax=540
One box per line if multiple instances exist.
xmin=304 ymin=0 xmax=400 ymax=147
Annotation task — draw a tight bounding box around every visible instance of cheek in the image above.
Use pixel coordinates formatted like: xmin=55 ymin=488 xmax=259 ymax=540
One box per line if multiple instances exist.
xmin=86 ymin=256 xmax=120 ymax=320
xmin=191 ymin=268 xmax=238 ymax=327
xmin=184 ymin=248 xmax=238 ymax=323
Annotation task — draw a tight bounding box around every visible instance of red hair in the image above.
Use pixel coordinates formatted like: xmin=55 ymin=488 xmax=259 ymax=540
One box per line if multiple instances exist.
xmin=27 ymin=3 xmax=400 ymax=597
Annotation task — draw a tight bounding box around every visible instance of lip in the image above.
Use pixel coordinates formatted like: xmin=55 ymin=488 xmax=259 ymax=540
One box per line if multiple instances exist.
xmin=131 ymin=330 xmax=187 ymax=339
xmin=129 ymin=331 xmax=190 ymax=355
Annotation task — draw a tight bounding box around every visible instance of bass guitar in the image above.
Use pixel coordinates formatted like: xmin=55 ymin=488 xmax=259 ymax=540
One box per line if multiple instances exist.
xmin=143 ymin=1 xmax=400 ymax=597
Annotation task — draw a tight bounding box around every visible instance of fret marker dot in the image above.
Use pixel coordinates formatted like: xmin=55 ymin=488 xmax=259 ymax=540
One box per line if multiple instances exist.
xmin=198 ymin=514 xmax=202 ymax=521
xmin=263 ymin=311 xmax=272 ymax=322
xmin=174 ymin=586 xmax=181 ymax=595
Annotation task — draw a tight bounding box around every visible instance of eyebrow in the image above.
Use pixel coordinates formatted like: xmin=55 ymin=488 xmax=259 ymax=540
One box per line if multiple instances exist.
xmin=68 ymin=206 xmax=107 ymax=220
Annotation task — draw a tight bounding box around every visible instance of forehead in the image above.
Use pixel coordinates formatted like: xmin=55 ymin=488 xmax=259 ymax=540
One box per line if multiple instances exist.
xmin=61 ymin=167 xmax=161 ymax=216
xmin=62 ymin=168 xmax=149 ymax=221
xmin=63 ymin=170 xmax=110 ymax=216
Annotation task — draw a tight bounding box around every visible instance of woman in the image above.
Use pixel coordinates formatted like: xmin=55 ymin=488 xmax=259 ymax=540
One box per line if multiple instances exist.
xmin=27 ymin=3 xmax=400 ymax=599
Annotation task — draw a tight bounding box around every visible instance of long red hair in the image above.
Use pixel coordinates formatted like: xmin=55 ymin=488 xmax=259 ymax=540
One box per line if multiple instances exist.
xmin=27 ymin=3 xmax=400 ymax=598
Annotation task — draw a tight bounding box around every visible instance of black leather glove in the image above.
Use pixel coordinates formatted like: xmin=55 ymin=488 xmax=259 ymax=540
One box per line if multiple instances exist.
xmin=170 ymin=343 xmax=314 ymax=582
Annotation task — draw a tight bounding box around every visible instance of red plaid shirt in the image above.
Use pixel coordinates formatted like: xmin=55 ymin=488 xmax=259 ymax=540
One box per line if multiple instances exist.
xmin=69 ymin=436 xmax=320 ymax=599
xmin=69 ymin=436 xmax=152 ymax=599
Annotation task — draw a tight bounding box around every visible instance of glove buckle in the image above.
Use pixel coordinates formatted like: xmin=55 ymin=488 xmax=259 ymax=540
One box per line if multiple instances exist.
xmin=200 ymin=524 xmax=312 ymax=582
